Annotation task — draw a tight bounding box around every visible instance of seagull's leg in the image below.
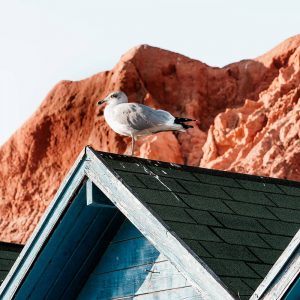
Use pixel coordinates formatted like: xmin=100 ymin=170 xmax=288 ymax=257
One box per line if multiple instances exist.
xmin=131 ymin=135 xmax=135 ymax=156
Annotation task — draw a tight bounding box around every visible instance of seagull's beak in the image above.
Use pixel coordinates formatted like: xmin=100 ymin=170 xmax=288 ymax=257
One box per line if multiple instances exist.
xmin=97 ymin=99 xmax=106 ymax=105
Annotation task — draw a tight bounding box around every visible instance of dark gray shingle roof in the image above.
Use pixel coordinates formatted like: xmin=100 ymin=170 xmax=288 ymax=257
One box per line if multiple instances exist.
xmin=96 ymin=151 xmax=300 ymax=299
xmin=0 ymin=242 xmax=23 ymax=284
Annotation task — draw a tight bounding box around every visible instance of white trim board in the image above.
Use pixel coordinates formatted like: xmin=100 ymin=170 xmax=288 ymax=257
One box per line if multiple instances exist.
xmin=251 ymin=230 xmax=300 ymax=300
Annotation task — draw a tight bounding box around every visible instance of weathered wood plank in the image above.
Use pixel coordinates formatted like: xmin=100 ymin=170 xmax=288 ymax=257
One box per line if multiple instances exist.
xmin=45 ymin=209 xmax=121 ymax=299
xmin=15 ymin=184 xmax=100 ymax=299
xmin=78 ymin=216 xmax=201 ymax=300
xmin=111 ymin=220 xmax=143 ymax=243
xmin=93 ymin=236 xmax=161 ymax=275
xmin=113 ymin=286 xmax=202 ymax=300
xmin=60 ymin=212 xmax=124 ymax=300
xmin=78 ymin=260 xmax=195 ymax=299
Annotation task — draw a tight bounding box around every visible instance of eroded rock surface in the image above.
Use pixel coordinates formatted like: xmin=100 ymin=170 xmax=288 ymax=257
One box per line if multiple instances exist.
xmin=1 ymin=35 xmax=300 ymax=243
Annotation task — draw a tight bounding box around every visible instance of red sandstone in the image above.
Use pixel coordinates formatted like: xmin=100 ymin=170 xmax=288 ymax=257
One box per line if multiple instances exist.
xmin=1 ymin=36 xmax=300 ymax=243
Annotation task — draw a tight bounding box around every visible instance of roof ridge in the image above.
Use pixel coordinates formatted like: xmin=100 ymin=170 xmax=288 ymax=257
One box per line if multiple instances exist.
xmin=93 ymin=150 xmax=300 ymax=188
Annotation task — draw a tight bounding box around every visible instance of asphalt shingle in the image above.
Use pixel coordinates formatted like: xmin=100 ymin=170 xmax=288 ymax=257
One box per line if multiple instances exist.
xmin=221 ymin=277 xmax=254 ymax=297
xmin=211 ymin=212 xmax=268 ymax=233
xmin=213 ymin=228 xmax=269 ymax=248
xmin=237 ymin=180 xmax=283 ymax=194
xmin=166 ymin=221 xmax=221 ymax=241
xmin=242 ymin=278 xmax=263 ymax=290
xmin=0 ymin=242 xmax=23 ymax=284
xmin=266 ymin=193 xmax=300 ymax=210
xmin=205 ymin=258 xmax=259 ymax=278
xmin=258 ymin=219 xmax=299 ymax=236
xmin=248 ymin=263 xmax=272 ymax=278
xmin=134 ymin=188 xmax=187 ymax=207
xmin=104 ymin=158 xmax=149 ymax=174
xmin=149 ymin=204 xmax=196 ymax=224
xmin=223 ymin=187 xmax=275 ymax=206
xmin=185 ymin=209 xmax=221 ymax=226
xmin=277 ymin=184 xmax=300 ymax=196
xmin=200 ymin=241 xmax=258 ymax=262
xmin=193 ymin=173 xmax=241 ymax=188
xmin=183 ymin=239 xmax=212 ymax=258
xmin=259 ymin=234 xmax=292 ymax=250
xmin=180 ymin=194 xmax=233 ymax=213
xmin=116 ymin=171 xmax=146 ymax=188
xmin=148 ymin=165 xmax=198 ymax=181
xmin=138 ymin=174 xmax=188 ymax=193
xmin=268 ymin=206 xmax=300 ymax=223
xmin=178 ymin=180 xmax=232 ymax=199
xmin=248 ymin=247 xmax=282 ymax=264
xmin=224 ymin=201 xmax=277 ymax=220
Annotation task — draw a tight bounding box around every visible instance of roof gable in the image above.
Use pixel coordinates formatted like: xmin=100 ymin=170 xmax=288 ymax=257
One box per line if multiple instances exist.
xmin=93 ymin=149 xmax=300 ymax=299
xmin=1 ymin=146 xmax=300 ymax=300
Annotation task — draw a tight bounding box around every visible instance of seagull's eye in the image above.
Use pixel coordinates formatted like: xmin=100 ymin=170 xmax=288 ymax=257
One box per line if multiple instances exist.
xmin=111 ymin=93 xmax=118 ymax=98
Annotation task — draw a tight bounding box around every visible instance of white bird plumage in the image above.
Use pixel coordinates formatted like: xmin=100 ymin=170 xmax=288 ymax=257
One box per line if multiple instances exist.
xmin=98 ymin=91 xmax=194 ymax=156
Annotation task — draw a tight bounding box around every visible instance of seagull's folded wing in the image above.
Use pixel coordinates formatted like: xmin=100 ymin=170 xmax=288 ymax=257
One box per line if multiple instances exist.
xmin=113 ymin=103 xmax=174 ymax=131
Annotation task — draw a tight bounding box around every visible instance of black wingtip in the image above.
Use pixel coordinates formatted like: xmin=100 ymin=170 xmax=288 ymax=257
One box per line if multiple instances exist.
xmin=174 ymin=117 xmax=195 ymax=129
xmin=174 ymin=117 xmax=195 ymax=123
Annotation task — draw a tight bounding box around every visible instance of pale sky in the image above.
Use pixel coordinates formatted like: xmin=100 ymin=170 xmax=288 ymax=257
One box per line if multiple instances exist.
xmin=0 ymin=0 xmax=299 ymax=145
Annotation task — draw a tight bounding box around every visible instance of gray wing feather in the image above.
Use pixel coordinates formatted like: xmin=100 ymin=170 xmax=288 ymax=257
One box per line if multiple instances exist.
xmin=112 ymin=103 xmax=174 ymax=130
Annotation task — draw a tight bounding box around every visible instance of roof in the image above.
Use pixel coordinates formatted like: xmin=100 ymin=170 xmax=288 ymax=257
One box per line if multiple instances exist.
xmin=97 ymin=151 xmax=300 ymax=299
xmin=0 ymin=242 xmax=23 ymax=285
xmin=1 ymin=147 xmax=299 ymax=300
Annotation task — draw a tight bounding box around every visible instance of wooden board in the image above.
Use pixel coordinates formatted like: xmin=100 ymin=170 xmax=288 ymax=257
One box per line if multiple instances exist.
xmin=113 ymin=286 xmax=202 ymax=300
xmin=79 ymin=261 xmax=197 ymax=299
xmin=93 ymin=237 xmax=161 ymax=274
xmin=78 ymin=220 xmax=202 ymax=299
xmin=112 ymin=219 xmax=144 ymax=243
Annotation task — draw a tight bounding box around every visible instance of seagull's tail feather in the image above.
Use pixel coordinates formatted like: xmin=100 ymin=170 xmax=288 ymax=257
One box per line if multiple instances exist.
xmin=174 ymin=117 xmax=195 ymax=130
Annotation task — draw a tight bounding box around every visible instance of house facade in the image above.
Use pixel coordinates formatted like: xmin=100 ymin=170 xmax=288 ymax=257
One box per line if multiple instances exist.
xmin=0 ymin=147 xmax=299 ymax=299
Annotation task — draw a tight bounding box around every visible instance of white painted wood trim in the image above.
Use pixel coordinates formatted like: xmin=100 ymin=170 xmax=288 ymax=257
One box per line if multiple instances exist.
xmin=86 ymin=179 xmax=115 ymax=208
xmin=250 ymin=230 xmax=300 ymax=300
xmin=85 ymin=147 xmax=235 ymax=300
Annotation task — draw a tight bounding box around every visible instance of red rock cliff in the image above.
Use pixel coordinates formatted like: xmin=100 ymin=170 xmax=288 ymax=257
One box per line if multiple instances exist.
xmin=1 ymin=35 xmax=300 ymax=243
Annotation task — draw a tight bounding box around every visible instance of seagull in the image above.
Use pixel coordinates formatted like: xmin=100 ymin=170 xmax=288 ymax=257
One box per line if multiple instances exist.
xmin=97 ymin=91 xmax=195 ymax=156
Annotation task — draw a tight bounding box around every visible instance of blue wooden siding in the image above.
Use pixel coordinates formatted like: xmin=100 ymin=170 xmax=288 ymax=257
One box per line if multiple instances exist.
xmin=14 ymin=181 xmax=124 ymax=300
xmin=78 ymin=220 xmax=201 ymax=299
xmin=284 ymin=275 xmax=300 ymax=300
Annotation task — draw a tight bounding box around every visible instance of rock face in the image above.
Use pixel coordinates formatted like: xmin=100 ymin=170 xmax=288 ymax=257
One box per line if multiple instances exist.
xmin=1 ymin=35 xmax=300 ymax=243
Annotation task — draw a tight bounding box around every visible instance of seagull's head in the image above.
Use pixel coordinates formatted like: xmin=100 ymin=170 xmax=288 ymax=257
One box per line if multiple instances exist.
xmin=97 ymin=91 xmax=128 ymax=106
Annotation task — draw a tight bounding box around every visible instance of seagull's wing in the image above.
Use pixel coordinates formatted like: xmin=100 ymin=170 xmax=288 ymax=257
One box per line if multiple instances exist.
xmin=112 ymin=103 xmax=174 ymax=131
